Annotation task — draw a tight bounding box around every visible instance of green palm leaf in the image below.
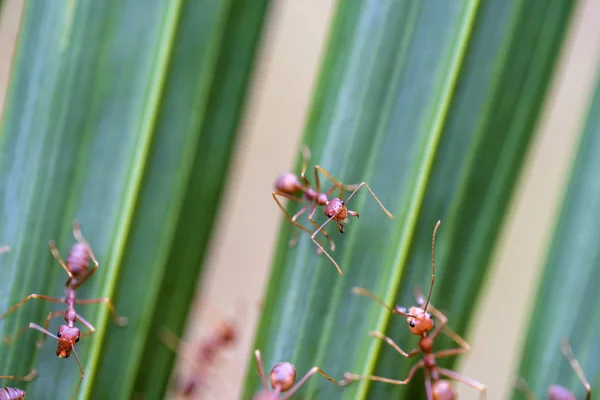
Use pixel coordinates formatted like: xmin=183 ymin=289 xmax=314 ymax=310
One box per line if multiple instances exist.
xmin=244 ymin=1 xmax=576 ymax=399
xmin=0 ymin=0 xmax=270 ymax=398
xmin=513 ymin=65 xmax=600 ymax=400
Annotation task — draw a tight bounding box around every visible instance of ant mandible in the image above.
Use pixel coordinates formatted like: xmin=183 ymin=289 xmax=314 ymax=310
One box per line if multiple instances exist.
xmin=346 ymin=220 xmax=487 ymax=399
xmin=517 ymin=338 xmax=590 ymax=400
xmin=273 ymin=146 xmax=393 ymax=275
xmin=0 ymin=221 xmax=127 ymax=398
xmin=253 ymin=349 xmax=350 ymax=399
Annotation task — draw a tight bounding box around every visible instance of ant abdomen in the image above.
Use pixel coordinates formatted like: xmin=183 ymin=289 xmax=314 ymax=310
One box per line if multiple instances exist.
xmin=275 ymin=173 xmax=303 ymax=194
xmin=432 ymin=379 xmax=455 ymax=400
xmin=548 ymin=385 xmax=576 ymax=400
xmin=270 ymin=362 xmax=296 ymax=392
xmin=0 ymin=388 xmax=25 ymax=400
xmin=67 ymin=242 xmax=90 ymax=276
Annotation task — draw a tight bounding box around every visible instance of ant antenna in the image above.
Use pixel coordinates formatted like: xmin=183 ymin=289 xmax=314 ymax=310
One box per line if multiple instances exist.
xmin=561 ymin=338 xmax=591 ymax=399
xmin=351 ymin=287 xmax=411 ymax=318
xmin=422 ymin=220 xmax=441 ymax=313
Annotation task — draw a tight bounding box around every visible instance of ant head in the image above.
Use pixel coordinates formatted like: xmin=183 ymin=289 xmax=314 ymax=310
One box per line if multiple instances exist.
xmin=269 ymin=362 xmax=296 ymax=392
xmin=432 ymin=379 xmax=455 ymax=400
xmin=216 ymin=321 xmax=237 ymax=345
xmin=547 ymin=385 xmax=576 ymax=400
xmin=323 ymin=198 xmax=348 ymax=220
xmin=56 ymin=325 xmax=80 ymax=358
xmin=275 ymin=173 xmax=302 ymax=194
xmin=405 ymin=306 xmax=433 ymax=335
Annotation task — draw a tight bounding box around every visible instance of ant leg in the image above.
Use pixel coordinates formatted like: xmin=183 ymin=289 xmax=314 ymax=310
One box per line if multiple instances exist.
xmin=0 ymin=369 xmax=37 ymax=382
xmin=417 ymin=302 xmax=453 ymax=343
xmin=344 ymin=359 xmax=425 ymax=385
xmin=75 ymin=299 xmax=128 ymax=326
xmin=289 ymin=203 xmax=312 ymax=247
xmin=308 ymin=205 xmax=335 ymax=252
xmin=314 ymin=166 xmax=357 ymax=199
xmin=69 ymin=346 xmax=85 ymax=400
xmin=433 ymin=347 xmax=469 ymax=359
xmin=299 ymin=145 xmax=311 ymax=187
xmin=424 ymin=372 xmax=433 ymax=400
xmin=515 ymin=378 xmax=535 ymax=400
xmin=48 ymin=241 xmax=73 ymax=281
xmin=281 ymin=367 xmax=351 ymax=400
xmin=344 ymin=182 xmax=394 ymax=219
xmin=0 ymin=294 xmax=63 ymax=320
xmin=436 ymin=367 xmax=486 ymax=400
xmin=35 ymin=310 xmax=63 ymax=348
xmin=71 ymin=221 xmax=99 ymax=289
xmin=75 ymin=313 xmax=96 ymax=338
xmin=561 ymin=338 xmax=591 ymax=400
xmin=273 ymin=192 xmax=329 ymax=249
xmin=158 ymin=328 xmax=203 ymax=371
xmin=424 ymin=306 xmax=471 ymax=352
xmin=369 ymin=331 xmax=421 ymax=357
xmin=310 ymin=216 xmax=342 ymax=275
xmin=273 ymin=192 xmax=314 ymax=241
xmin=254 ymin=350 xmax=269 ymax=391
xmin=28 ymin=322 xmax=59 ymax=340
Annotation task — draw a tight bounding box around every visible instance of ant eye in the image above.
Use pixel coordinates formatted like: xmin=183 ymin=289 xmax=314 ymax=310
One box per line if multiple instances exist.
xmin=328 ymin=214 xmax=333 ymax=218
xmin=57 ymin=332 xmax=61 ymax=338
xmin=341 ymin=201 xmax=345 ymax=205
xmin=427 ymin=313 xmax=432 ymax=319
xmin=409 ymin=321 xmax=415 ymax=328
xmin=76 ymin=337 xmax=80 ymax=343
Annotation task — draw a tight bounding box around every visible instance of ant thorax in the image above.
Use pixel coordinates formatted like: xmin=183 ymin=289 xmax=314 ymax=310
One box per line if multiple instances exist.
xmin=405 ymin=306 xmax=434 ymax=335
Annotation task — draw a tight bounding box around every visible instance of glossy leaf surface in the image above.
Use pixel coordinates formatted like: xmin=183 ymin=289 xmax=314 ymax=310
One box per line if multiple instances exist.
xmin=0 ymin=0 xmax=270 ymax=398
xmin=244 ymin=0 xmax=576 ymax=399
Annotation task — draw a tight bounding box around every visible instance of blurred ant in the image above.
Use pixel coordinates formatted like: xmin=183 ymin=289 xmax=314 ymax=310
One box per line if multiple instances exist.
xmin=273 ymin=146 xmax=393 ymax=275
xmin=0 ymin=370 xmax=38 ymax=400
xmin=0 ymin=221 xmax=127 ymax=399
xmin=346 ymin=220 xmax=486 ymax=399
xmin=159 ymin=318 xmax=238 ymax=397
xmin=517 ymin=338 xmax=590 ymax=400
xmin=253 ymin=349 xmax=350 ymax=399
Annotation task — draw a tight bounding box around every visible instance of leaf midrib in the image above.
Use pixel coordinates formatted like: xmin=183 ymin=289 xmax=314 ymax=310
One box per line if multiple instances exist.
xmin=358 ymin=0 xmax=481 ymax=397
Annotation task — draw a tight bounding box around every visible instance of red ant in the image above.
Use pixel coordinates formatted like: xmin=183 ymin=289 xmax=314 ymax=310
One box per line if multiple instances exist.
xmin=0 ymin=221 xmax=127 ymax=398
xmin=517 ymin=338 xmax=590 ymax=400
xmin=253 ymin=349 xmax=350 ymax=399
xmin=273 ymin=146 xmax=393 ymax=275
xmin=0 ymin=370 xmax=38 ymax=400
xmin=345 ymin=220 xmax=487 ymax=400
xmin=158 ymin=318 xmax=238 ymax=397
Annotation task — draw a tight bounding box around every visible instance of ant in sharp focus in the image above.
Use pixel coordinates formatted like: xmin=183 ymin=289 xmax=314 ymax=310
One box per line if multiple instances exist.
xmin=345 ymin=220 xmax=487 ymax=400
xmin=273 ymin=146 xmax=394 ymax=275
xmin=159 ymin=317 xmax=238 ymax=398
xmin=252 ymin=349 xmax=350 ymax=399
xmin=517 ymin=338 xmax=590 ymax=400
xmin=0 ymin=221 xmax=127 ymax=398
